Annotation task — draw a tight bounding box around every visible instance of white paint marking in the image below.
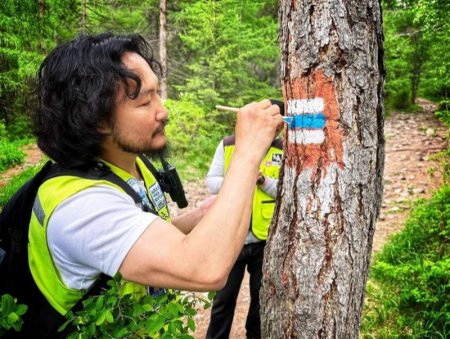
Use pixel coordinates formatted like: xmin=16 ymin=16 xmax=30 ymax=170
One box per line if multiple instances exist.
xmin=288 ymin=129 xmax=325 ymax=144
xmin=287 ymin=98 xmax=324 ymax=115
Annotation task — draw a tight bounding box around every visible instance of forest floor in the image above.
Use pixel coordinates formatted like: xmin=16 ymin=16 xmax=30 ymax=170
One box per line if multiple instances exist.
xmin=0 ymin=98 xmax=448 ymax=338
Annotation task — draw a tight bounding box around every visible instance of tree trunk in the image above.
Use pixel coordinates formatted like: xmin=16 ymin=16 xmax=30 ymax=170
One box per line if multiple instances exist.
xmin=159 ymin=0 xmax=168 ymax=100
xmin=81 ymin=0 xmax=87 ymax=34
xmin=38 ymin=0 xmax=45 ymax=51
xmin=410 ymin=31 xmax=422 ymax=105
xmin=260 ymin=1 xmax=385 ymax=338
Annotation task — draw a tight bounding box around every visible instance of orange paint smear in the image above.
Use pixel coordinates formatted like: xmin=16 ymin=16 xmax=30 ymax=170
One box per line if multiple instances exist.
xmin=282 ymin=272 xmax=288 ymax=286
xmin=283 ymin=70 xmax=345 ymax=176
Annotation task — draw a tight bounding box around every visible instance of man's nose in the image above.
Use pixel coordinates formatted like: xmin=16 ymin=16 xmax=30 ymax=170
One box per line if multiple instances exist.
xmin=155 ymin=97 xmax=168 ymax=121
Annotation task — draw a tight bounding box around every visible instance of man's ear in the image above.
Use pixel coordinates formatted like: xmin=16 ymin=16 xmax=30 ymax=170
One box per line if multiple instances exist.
xmin=97 ymin=120 xmax=112 ymax=134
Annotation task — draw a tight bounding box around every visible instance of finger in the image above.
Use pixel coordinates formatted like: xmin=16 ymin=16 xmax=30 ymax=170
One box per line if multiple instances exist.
xmin=267 ymin=103 xmax=281 ymax=116
xmin=256 ymin=99 xmax=272 ymax=109
xmin=273 ymin=113 xmax=284 ymax=126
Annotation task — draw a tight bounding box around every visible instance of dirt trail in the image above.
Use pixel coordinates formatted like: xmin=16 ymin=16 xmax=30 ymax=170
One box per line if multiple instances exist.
xmin=0 ymin=99 xmax=447 ymax=338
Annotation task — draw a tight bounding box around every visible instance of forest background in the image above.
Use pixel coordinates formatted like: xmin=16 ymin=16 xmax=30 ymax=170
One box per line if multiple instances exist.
xmin=0 ymin=0 xmax=448 ymax=337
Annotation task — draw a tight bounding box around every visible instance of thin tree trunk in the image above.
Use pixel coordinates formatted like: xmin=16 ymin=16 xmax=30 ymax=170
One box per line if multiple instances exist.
xmin=81 ymin=0 xmax=87 ymax=34
xmin=410 ymin=32 xmax=422 ymax=105
xmin=261 ymin=1 xmax=385 ymax=338
xmin=38 ymin=0 xmax=45 ymax=51
xmin=159 ymin=0 xmax=168 ymax=100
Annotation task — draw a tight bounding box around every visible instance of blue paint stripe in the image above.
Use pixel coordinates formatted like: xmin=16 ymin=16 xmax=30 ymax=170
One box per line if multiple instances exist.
xmin=284 ymin=113 xmax=326 ymax=129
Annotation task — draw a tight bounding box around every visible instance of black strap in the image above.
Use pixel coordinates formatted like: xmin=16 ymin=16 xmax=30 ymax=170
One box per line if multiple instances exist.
xmin=138 ymin=154 xmax=161 ymax=181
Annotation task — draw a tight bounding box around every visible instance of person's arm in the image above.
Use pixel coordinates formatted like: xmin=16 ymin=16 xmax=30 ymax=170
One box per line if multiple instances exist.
xmin=205 ymin=140 xmax=225 ymax=194
xmin=170 ymin=195 xmax=216 ymax=234
xmin=119 ymin=99 xmax=283 ymax=291
xmin=257 ymin=176 xmax=278 ymax=198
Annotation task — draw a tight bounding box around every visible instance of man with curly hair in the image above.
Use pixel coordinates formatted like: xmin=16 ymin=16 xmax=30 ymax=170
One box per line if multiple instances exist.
xmin=25 ymin=32 xmax=282 ymax=337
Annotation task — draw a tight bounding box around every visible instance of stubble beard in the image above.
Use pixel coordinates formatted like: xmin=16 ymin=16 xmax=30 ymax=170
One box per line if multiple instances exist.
xmin=112 ymin=129 xmax=170 ymax=159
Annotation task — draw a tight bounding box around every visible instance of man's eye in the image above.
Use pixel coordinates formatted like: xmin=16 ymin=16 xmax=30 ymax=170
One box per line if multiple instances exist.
xmin=141 ymin=101 xmax=151 ymax=107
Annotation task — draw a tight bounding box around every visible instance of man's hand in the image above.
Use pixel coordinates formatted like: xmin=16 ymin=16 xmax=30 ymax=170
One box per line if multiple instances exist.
xmin=234 ymin=99 xmax=283 ymax=165
xmin=256 ymin=173 xmax=265 ymax=186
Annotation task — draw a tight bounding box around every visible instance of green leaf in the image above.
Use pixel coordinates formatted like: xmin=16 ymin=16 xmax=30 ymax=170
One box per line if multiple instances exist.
xmin=15 ymin=304 xmax=28 ymax=316
xmin=114 ymin=327 xmax=129 ymax=338
xmin=7 ymin=312 xmax=19 ymax=324
xmin=95 ymin=311 xmax=106 ymax=326
xmin=132 ymin=303 xmax=146 ymax=317
xmin=178 ymin=335 xmax=195 ymax=339
xmin=167 ymin=303 xmax=180 ymax=318
xmin=104 ymin=309 xmax=114 ymax=323
xmin=188 ymin=316 xmax=196 ymax=332
xmin=94 ymin=295 xmax=104 ymax=309
xmin=145 ymin=314 xmax=165 ymax=334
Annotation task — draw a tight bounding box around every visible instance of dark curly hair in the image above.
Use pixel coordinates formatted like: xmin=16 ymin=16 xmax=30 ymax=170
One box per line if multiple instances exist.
xmin=33 ymin=32 xmax=161 ymax=169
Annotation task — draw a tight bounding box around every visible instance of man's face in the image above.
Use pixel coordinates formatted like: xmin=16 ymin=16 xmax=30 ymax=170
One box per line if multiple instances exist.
xmin=108 ymin=52 xmax=168 ymax=154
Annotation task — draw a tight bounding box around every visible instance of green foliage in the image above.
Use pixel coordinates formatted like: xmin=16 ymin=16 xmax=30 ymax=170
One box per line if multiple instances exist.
xmin=435 ymin=99 xmax=450 ymax=128
xmin=415 ymin=0 xmax=450 ymax=101
xmin=164 ymin=98 xmax=231 ymax=180
xmin=0 ymin=164 xmax=42 ymax=208
xmin=169 ymin=0 xmax=281 ymax=107
xmin=362 ymin=186 xmax=450 ymax=337
xmin=85 ymin=0 xmax=158 ymax=36
xmin=383 ymin=8 xmax=410 ymax=111
xmin=63 ymin=275 xmax=212 ymax=338
xmin=6 ymin=115 xmax=33 ymax=140
xmin=0 ymin=0 xmax=80 ymax=134
xmin=0 ymin=121 xmax=7 ymax=140
xmin=431 ymin=99 xmax=450 ymax=183
xmin=429 ymin=148 xmax=450 ymax=185
xmin=0 ymin=294 xmax=28 ymax=336
xmin=382 ymin=0 xmax=450 ymax=111
xmin=0 ymin=139 xmax=26 ymax=172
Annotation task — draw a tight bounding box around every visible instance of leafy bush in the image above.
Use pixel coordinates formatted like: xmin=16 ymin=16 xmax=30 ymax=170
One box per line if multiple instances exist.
xmin=362 ymin=186 xmax=450 ymax=338
xmin=0 ymin=295 xmax=28 ymax=336
xmin=63 ymin=275 xmax=213 ymax=338
xmin=435 ymin=99 xmax=450 ymax=128
xmin=6 ymin=116 xmax=33 ymax=140
xmin=0 ymin=122 xmax=7 ymax=140
xmin=0 ymin=140 xmax=26 ymax=172
xmin=432 ymin=100 xmax=450 ymax=183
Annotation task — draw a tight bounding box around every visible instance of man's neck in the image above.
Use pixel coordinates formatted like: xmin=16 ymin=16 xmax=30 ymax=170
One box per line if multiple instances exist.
xmin=102 ymin=149 xmax=141 ymax=179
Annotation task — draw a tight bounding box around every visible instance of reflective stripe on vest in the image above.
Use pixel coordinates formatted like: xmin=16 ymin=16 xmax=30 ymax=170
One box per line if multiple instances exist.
xmin=28 ymin=159 xmax=170 ymax=315
xmin=223 ymin=137 xmax=282 ymax=240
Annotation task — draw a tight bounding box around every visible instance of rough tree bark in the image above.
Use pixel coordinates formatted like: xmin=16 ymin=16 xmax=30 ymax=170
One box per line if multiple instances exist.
xmin=260 ymin=1 xmax=385 ymax=338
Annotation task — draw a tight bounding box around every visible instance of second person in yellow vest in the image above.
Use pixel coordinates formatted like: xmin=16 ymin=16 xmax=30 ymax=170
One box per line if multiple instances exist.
xmin=205 ymin=119 xmax=284 ymax=339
